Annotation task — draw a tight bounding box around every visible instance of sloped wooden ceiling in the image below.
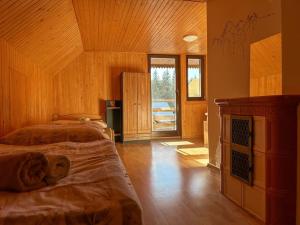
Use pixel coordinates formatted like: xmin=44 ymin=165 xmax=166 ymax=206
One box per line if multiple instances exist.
xmin=0 ymin=0 xmax=83 ymax=74
xmin=0 ymin=0 xmax=206 ymax=74
xmin=73 ymin=0 xmax=207 ymax=54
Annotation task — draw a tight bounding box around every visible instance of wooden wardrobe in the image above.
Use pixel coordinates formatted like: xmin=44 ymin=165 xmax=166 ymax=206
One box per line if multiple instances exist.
xmin=122 ymin=72 xmax=151 ymax=141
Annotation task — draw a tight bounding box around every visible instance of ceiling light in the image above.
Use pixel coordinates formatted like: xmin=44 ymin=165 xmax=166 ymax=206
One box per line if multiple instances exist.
xmin=183 ymin=35 xmax=198 ymax=43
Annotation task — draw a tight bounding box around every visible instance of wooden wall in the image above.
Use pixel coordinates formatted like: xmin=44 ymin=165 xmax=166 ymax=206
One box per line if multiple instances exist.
xmin=180 ymin=55 xmax=207 ymax=139
xmin=53 ymin=52 xmax=207 ymax=139
xmin=250 ymin=33 xmax=282 ymax=96
xmin=0 ymin=39 xmax=53 ymax=136
xmin=0 ymin=0 xmax=207 ymax=139
xmin=53 ymin=52 xmax=148 ymax=115
xmin=0 ymin=46 xmax=206 ymax=139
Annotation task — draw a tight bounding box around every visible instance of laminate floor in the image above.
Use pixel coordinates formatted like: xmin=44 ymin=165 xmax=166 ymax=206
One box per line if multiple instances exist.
xmin=116 ymin=140 xmax=262 ymax=225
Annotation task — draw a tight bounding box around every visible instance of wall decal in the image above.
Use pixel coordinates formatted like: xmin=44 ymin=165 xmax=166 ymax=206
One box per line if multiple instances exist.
xmin=212 ymin=12 xmax=276 ymax=56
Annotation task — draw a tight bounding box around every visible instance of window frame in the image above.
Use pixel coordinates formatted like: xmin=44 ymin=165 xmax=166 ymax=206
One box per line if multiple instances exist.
xmin=148 ymin=54 xmax=182 ymax=137
xmin=186 ymin=55 xmax=205 ymax=101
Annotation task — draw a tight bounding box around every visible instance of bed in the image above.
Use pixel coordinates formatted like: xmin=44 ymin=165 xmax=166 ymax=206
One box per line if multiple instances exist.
xmin=51 ymin=113 xmax=115 ymax=142
xmin=0 ymin=124 xmax=143 ymax=225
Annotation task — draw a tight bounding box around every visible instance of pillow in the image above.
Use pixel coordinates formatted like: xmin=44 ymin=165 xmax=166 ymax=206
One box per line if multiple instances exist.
xmin=51 ymin=120 xmax=108 ymax=132
xmin=52 ymin=114 xmax=102 ymax=121
xmin=0 ymin=124 xmax=107 ymax=146
xmin=51 ymin=120 xmax=84 ymax=125
xmin=52 ymin=120 xmax=107 ymax=128
xmin=90 ymin=121 xmax=108 ymax=129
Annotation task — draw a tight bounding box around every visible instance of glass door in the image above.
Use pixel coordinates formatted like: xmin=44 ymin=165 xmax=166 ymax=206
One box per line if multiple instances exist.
xmin=149 ymin=55 xmax=180 ymax=136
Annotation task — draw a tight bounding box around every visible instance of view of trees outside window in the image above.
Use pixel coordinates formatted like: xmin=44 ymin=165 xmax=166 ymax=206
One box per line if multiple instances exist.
xmin=187 ymin=57 xmax=203 ymax=99
xmin=151 ymin=67 xmax=176 ymax=131
xmin=187 ymin=67 xmax=201 ymax=97
xmin=151 ymin=68 xmax=176 ymax=100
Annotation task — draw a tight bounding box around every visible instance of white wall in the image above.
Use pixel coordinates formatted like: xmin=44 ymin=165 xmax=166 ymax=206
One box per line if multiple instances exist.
xmin=207 ymin=0 xmax=281 ymax=166
xmin=280 ymin=1 xmax=300 ymax=223
xmin=281 ymin=0 xmax=300 ymax=95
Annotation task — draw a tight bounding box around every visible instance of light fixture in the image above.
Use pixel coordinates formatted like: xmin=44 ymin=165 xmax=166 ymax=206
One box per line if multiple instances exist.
xmin=183 ymin=34 xmax=198 ymax=43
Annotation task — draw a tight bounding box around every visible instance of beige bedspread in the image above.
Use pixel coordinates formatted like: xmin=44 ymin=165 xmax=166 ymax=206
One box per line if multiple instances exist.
xmin=0 ymin=140 xmax=143 ymax=225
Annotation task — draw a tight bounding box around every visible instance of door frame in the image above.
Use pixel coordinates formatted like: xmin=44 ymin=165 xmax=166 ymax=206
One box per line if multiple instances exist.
xmin=148 ymin=54 xmax=181 ymax=137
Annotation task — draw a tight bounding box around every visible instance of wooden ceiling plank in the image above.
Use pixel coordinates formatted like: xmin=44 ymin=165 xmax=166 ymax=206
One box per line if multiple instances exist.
xmin=0 ymin=0 xmax=44 ymax=39
xmin=149 ymin=1 xmax=191 ymax=52
xmin=107 ymin=0 xmax=128 ymax=51
xmin=73 ymin=0 xmax=207 ymax=54
xmin=116 ymin=0 xmax=144 ymax=52
xmin=108 ymin=0 xmax=133 ymax=51
xmin=127 ymin=0 xmax=158 ymax=51
xmin=133 ymin=0 xmax=171 ymax=52
xmin=153 ymin=2 xmax=205 ymax=53
xmin=2 ymin=0 xmax=207 ymax=60
xmin=0 ymin=0 xmax=83 ymax=74
xmin=150 ymin=1 xmax=189 ymax=52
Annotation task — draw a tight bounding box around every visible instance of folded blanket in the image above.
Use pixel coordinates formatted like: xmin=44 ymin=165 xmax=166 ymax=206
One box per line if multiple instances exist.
xmin=45 ymin=155 xmax=71 ymax=185
xmin=0 ymin=152 xmax=48 ymax=192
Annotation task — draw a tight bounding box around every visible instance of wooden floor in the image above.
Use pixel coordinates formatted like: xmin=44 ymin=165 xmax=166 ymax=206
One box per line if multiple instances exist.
xmin=116 ymin=140 xmax=262 ymax=225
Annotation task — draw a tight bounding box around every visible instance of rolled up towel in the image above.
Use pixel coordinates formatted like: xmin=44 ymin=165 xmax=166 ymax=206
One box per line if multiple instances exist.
xmin=0 ymin=152 xmax=48 ymax=192
xmin=45 ymin=155 xmax=70 ymax=185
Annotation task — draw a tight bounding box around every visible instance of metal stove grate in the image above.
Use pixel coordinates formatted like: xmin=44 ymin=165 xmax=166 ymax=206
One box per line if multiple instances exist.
xmin=230 ymin=116 xmax=253 ymax=185
xmin=231 ymin=119 xmax=251 ymax=146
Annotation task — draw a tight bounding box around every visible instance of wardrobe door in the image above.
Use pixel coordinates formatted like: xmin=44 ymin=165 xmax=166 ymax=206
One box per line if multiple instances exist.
xmin=137 ymin=73 xmax=151 ymax=135
xmin=123 ymin=73 xmax=138 ymax=137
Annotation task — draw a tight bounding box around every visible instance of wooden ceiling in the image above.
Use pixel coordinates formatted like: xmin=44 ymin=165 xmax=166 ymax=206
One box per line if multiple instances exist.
xmin=73 ymin=0 xmax=207 ymax=54
xmin=0 ymin=0 xmax=83 ymax=74
xmin=0 ymin=0 xmax=206 ymax=74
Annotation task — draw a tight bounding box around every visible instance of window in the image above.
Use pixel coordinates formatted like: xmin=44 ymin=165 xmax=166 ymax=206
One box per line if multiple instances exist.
xmin=186 ymin=55 xmax=205 ymax=100
xmin=148 ymin=55 xmax=181 ymax=135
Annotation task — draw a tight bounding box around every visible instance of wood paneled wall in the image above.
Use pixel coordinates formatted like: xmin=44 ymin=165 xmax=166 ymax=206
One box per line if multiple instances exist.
xmin=180 ymin=54 xmax=207 ymax=139
xmin=250 ymin=33 xmax=282 ymax=96
xmin=0 ymin=45 xmax=206 ymax=139
xmin=0 ymin=39 xmax=53 ymax=136
xmin=53 ymin=52 xmax=207 ymax=139
xmin=53 ymin=52 xmax=148 ymax=115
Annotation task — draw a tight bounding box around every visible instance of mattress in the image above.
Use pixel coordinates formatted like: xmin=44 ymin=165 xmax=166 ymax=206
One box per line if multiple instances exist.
xmin=0 ymin=140 xmax=142 ymax=225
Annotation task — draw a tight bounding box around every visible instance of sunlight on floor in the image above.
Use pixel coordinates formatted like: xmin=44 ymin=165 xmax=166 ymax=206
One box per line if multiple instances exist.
xmin=161 ymin=141 xmax=194 ymax=146
xmin=177 ymin=147 xmax=208 ymax=156
xmin=176 ymin=147 xmax=209 ymax=167
xmin=194 ymin=158 xmax=209 ymax=166
xmin=159 ymin=141 xmax=209 ymax=167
